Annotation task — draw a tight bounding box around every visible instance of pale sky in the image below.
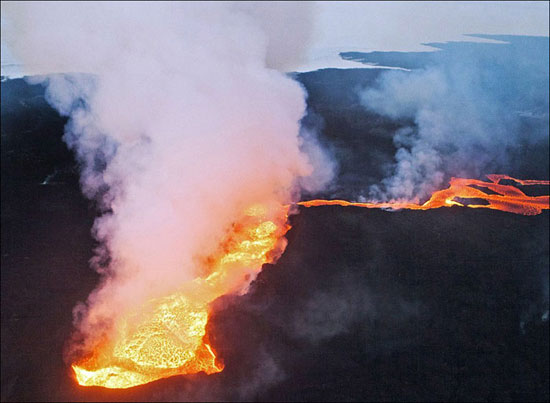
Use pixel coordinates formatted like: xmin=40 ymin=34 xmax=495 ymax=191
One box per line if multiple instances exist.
xmin=2 ymin=1 xmax=549 ymax=75
xmin=298 ymin=1 xmax=549 ymax=71
xmin=312 ymin=1 xmax=549 ymax=52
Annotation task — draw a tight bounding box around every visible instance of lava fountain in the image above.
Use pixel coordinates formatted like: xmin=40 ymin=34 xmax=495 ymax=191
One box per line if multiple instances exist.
xmin=72 ymin=174 xmax=548 ymax=389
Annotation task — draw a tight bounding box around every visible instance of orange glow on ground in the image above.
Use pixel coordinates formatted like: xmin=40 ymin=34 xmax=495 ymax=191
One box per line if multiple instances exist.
xmin=72 ymin=204 xmax=290 ymax=389
xmin=72 ymin=175 xmax=548 ymax=389
xmin=299 ymin=175 xmax=549 ymax=216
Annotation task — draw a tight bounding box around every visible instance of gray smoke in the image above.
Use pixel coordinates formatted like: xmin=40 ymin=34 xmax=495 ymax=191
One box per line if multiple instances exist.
xmin=360 ymin=36 xmax=549 ymax=202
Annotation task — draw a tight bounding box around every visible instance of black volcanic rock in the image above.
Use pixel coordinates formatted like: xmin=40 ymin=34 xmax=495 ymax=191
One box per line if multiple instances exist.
xmin=1 ymin=69 xmax=548 ymax=402
xmin=209 ymin=206 xmax=549 ymax=402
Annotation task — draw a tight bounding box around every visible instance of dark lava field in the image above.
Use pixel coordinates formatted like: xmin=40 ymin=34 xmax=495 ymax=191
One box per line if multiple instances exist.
xmin=2 ymin=40 xmax=549 ymax=402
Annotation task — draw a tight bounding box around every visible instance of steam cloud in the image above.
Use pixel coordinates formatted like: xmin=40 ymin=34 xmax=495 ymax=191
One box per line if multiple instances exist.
xmin=1 ymin=1 xmax=333 ymax=347
xmin=360 ymin=36 xmax=549 ymax=202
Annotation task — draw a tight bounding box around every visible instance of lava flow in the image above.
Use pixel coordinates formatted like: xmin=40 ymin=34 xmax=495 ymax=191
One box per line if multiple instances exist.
xmin=299 ymin=175 xmax=550 ymax=216
xmin=72 ymin=203 xmax=291 ymax=389
xmin=72 ymin=175 xmax=548 ymax=389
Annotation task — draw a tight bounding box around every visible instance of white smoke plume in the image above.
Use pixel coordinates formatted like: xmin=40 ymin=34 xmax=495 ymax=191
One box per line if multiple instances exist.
xmin=1 ymin=1 xmax=333 ymax=340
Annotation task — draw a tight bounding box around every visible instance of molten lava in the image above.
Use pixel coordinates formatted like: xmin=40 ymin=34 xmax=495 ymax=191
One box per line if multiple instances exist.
xmin=72 ymin=203 xmax=290 ymax=389
xmin=299 ymin=175 xmax=550 ymax=216
xmin=72 ymin=175 xmax=548 ymax=389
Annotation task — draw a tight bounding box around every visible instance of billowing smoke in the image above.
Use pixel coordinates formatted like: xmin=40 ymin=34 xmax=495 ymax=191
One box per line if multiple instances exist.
xmin=360 ymin=36 xmax=549 ymax=202
xmin=1 ymin=1 xmax=333 ymax=348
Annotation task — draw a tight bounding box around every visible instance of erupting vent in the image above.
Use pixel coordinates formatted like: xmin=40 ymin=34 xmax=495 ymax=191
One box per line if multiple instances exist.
xmin=72 ymin=204 xmax=290 ymax=389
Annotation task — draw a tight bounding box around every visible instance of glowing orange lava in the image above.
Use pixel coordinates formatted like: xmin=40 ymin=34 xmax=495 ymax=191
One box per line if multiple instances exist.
xmin=299 ymin=175 xmax=549 ymax=216
xmin=72 ymin=175 xmax=548 ymax=389
xmin=72 ymin=203 xmax=290 ymax=389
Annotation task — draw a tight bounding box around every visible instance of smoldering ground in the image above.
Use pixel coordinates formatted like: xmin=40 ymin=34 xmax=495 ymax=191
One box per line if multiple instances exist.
xmin=4 ymin=177 xmax=543 ymax=402
xmin=1 ymin=5 xmax=549 ymax=402
xmin=2 ymin=62 xmax=549 ymax=403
